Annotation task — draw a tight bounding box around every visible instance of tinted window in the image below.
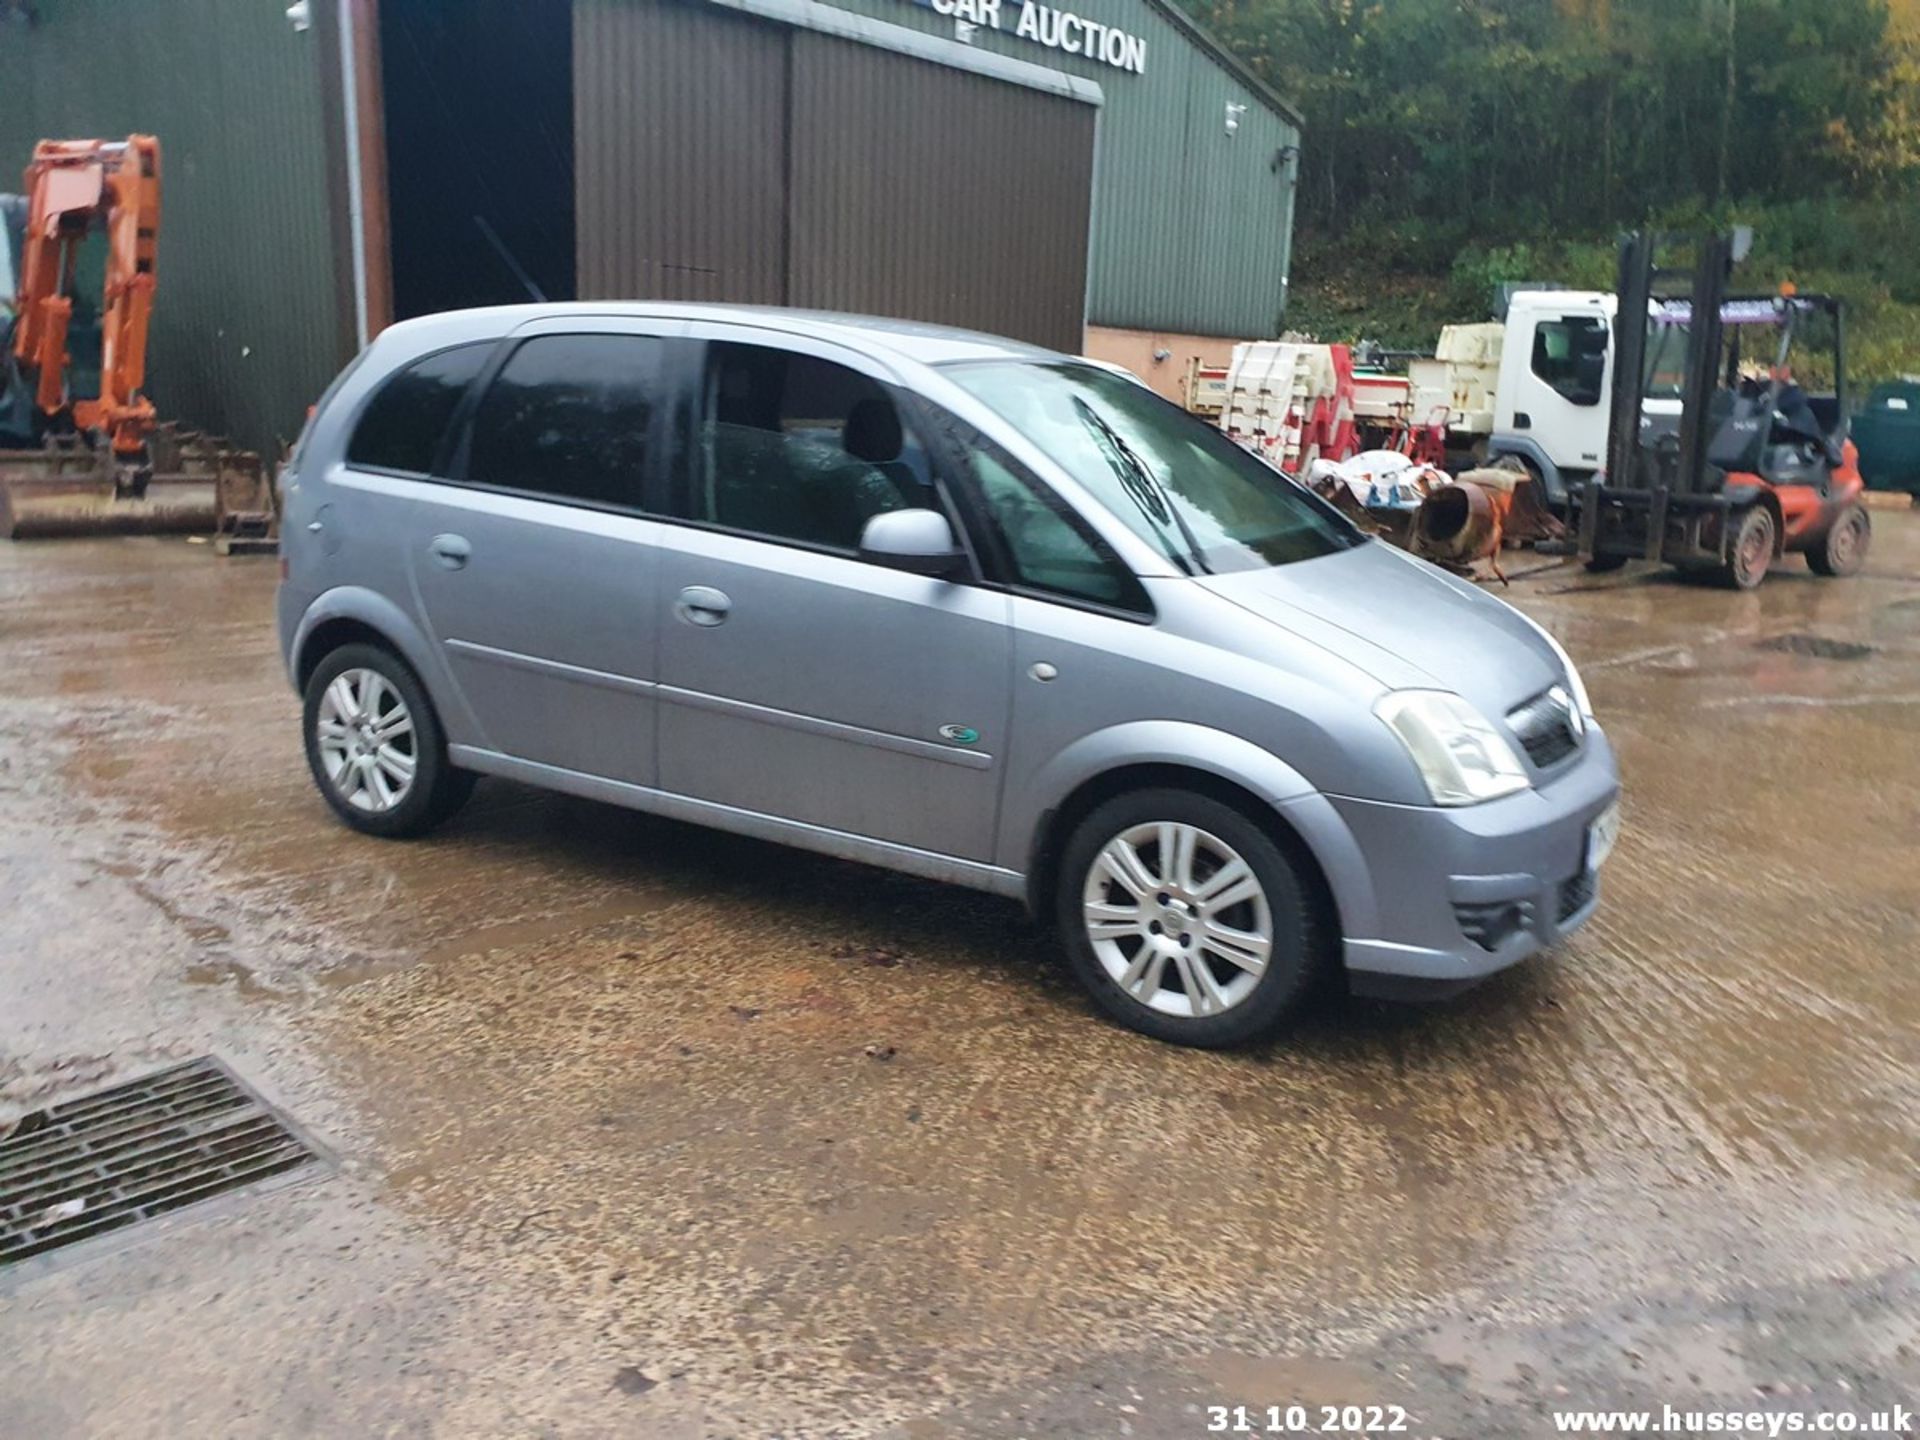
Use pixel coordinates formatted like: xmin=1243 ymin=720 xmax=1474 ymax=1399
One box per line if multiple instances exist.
xmin=347 ymin=343 xmax=491 ymax=474
xmin=685 ymin=343 xmax=936 ymax=552
xmin=465 ymin=334 xmax=667 ymax=507
xmin=942 ymin=361 xmax=1361 ymax=575
xmin=1531 ymin=316 xmax=1608 ymax=406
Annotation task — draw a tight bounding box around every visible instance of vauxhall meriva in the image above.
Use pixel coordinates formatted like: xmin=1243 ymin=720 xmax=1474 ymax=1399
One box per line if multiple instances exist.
xmin=277 ymin=305 xmax=1621 ymax=1047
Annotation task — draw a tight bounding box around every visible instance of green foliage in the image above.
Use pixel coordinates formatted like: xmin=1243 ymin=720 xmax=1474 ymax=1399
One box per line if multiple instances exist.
xmin=1183 ymin=0 xmax=1920 ymax=379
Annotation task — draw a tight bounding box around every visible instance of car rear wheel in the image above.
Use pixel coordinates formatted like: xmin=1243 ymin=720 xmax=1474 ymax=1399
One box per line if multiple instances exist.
xmin=1055 ymin=788 xmax=1320 ymax=1048
xmin=1718 ymin=504 xmax=1775 ymax=590
xmin=1805 ymin=504 xmax=1869 ymax=577
xmin=303 ymin=642 xmax=473 ymax=838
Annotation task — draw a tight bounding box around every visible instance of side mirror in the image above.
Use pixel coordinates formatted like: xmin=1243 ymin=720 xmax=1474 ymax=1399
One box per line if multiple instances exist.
xmin=857 ymin=508 xmax=966 ymax=578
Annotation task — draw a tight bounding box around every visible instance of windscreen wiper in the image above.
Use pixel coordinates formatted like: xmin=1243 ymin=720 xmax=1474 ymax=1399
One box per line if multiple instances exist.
xmin=1072 ymin=398 xmax=1210 ymax=575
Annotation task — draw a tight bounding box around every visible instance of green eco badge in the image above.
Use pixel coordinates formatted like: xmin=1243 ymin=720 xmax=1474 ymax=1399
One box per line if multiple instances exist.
xmin=939 ymin=724 xmax=980 ymax=746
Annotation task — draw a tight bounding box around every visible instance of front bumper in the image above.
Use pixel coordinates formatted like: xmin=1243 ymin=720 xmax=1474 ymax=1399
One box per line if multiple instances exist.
xmin=1307 ymin=727 xmax=1620 ymax=999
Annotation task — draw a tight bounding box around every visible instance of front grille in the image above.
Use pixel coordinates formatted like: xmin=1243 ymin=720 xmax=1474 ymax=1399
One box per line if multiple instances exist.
xmin=1557 ymin=870 xmax=1597 ymax=924
xmin=1 ymin=1057 xmax=319 ymax=1270
xmin=1508 ymin=687 xmax=1582 ymax=769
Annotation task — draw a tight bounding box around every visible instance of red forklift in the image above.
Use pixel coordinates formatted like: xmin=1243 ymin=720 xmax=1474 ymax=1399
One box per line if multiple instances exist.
xmin=1577 ymin=229 xmax=1871 ymax=589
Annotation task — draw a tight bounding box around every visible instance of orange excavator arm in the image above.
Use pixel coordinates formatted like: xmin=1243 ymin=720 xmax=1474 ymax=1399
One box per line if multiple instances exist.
xmin=10 ymin=135 xmax=160 ymax=459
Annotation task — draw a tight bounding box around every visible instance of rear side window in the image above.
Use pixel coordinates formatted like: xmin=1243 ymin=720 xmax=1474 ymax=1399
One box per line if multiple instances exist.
xmin=680 ymin=342 xmax=937 ymax=552
xmin=464 ymin=334 xmax=668 ymax=508
xmin=346 ymin=342 xmax=491 ymax=474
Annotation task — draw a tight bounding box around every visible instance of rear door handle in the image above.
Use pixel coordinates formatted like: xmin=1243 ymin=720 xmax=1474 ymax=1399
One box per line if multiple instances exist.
xmin=675 ymin=585 xmax=732 ymax=627
xmin=428 ymin=533 xmax=471 ymax=570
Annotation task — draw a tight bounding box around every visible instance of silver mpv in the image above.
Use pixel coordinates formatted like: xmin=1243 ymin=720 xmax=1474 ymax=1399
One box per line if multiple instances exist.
xmin=278 ymin=305 xmax=1621 ymax=1047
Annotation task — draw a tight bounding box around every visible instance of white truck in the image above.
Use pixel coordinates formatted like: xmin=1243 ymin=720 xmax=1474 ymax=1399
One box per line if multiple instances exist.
xmin=1416 ymin=289 xmax=1617 ymax=508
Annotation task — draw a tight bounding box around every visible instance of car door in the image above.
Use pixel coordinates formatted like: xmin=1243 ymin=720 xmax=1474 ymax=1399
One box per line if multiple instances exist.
xmin=1514 ymin=311 xmax=1611 ymax=475
xmin=653 ymin=327 xmax=1013 ymax=863
xmin=405 ymin=319 xmax=685 ymax=787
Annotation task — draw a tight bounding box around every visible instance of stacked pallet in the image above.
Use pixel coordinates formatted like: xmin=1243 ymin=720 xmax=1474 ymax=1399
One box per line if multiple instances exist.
xmin=1219 ymin=341 xmax=1359 ymax=472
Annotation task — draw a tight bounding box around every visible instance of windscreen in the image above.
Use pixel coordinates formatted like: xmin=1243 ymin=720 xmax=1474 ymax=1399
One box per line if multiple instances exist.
xmin=942 ymin=360 xmax=1363 ymax=575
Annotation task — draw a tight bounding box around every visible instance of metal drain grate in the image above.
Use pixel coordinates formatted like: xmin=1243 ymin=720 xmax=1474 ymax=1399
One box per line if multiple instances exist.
xmin=1 ymin=1057 xmax=319 ymax=1269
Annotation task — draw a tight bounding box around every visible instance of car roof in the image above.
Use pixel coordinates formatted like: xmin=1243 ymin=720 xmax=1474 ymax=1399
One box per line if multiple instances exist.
xmin=369 ymin=301 xmax=1064 ymax=370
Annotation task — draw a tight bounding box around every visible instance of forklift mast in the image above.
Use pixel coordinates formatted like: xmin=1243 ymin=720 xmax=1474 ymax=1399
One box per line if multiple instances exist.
xmin=1583 ymin=228 xmax=1744 ymax=563
xmin=1601 ymin=230 xmax=1736 ymax=502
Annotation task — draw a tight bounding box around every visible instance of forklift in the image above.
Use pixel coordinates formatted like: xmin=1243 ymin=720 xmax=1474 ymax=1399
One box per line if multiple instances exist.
xmin=1577 ymin=229 xmax=1870 ymax=589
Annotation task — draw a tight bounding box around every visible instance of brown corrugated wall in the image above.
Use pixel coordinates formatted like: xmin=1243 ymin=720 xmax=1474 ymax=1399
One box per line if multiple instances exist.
xmin=573 ymin=0 xmax=1094 ymax=352
xmin=575 ymin=0 xmax=789 ymax=304
xmin=786 ymin=32 xmax=1093 ymax=349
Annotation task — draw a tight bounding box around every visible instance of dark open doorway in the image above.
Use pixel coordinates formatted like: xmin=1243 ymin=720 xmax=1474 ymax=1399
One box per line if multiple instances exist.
xmin=379 ymin=0 xmax=576 ymax=321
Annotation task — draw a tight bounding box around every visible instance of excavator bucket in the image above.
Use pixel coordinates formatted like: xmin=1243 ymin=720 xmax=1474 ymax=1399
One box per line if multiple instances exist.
xmin=0 ymin=422 xmax=276 ymax=549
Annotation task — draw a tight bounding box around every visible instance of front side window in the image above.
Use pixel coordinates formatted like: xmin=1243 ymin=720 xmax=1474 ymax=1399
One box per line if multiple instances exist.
xmin=941 ymin=360 xmax=1362 ymax=575
xmin=1532 ymin=316 xmax=1608 ymax=406
xmin=937 ymin=425 xmax=1146 ymax=612
xmin=682 ymin=343 xmax=937 ymax=552
xmin=464 ymin=334 xmax=669 ymax=507
xmin=346 ymin=342 xmax=492 ymax=474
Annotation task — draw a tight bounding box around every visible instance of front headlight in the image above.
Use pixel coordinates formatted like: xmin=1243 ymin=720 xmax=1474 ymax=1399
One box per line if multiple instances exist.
xmin=1375 ymin=690 xmax=1530 ymax=806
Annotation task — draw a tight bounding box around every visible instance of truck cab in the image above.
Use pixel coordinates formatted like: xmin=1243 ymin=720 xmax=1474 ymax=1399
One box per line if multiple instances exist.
xmin=1485 ymin=290 xmax=1616 ymax=508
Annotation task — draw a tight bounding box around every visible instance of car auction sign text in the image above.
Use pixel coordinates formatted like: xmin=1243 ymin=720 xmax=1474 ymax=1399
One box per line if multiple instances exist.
xmin=921 ymin=0 xmax=1148 ymax=74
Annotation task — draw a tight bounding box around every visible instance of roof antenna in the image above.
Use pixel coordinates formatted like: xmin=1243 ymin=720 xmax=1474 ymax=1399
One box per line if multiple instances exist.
xmin=473 ymin=213 xmax=547 ymax=303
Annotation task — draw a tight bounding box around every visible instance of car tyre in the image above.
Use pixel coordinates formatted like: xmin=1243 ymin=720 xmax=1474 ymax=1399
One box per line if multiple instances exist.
xmin=1805 ymin=504 xmax=1869 ymax=577
xmin=1583 ymin=554 xmax=1629 ymax=574
xmin=1055 ymin=788 xmax=1321 ymax=1048
xmin=303 ymin=642 xmax=474 ymax=838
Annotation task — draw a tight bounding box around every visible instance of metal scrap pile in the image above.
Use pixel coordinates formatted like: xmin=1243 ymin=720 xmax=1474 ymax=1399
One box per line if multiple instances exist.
xmin=1306 ymin=452 xmax=1564 ymax=584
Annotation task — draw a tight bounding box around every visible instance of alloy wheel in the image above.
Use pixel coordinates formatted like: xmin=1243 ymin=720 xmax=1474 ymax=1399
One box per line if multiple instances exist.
xmin=1081 ymin=822 xmax=1273 ymax=1018
xmin=314 ymin=667 xmax=417 ymax=813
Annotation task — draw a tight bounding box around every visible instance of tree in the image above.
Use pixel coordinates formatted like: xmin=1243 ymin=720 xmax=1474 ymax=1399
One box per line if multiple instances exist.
xmin=1177 ymin=0 xmax=1912 ymax=248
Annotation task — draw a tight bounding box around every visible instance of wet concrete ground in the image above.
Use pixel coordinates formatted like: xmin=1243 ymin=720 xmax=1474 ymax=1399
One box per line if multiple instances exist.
xmin=1 ymin=517 xmax=1915 ymax=1438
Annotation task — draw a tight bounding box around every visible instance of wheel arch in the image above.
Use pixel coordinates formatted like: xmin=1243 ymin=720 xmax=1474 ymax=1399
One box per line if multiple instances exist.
xmin=1723 ymin=483 xmax=1788 ymax=557
xmin=1022 ymin=755 xmax=1372 ymax=957
xmin=1486 ymin=434 xmax=1578 ymax=508
xmin=291 ymin=588 xmax=441 ymax=690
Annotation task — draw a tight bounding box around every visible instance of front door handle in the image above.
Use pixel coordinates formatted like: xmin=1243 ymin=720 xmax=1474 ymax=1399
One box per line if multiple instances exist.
xmin=675 ymin=585 xmax=732 ymax=627
xmin=428 ymin=533 xmax=471 ymax=570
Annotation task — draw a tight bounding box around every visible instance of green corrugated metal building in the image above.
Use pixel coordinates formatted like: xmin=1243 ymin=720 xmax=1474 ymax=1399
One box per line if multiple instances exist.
xmin=0 ymin=0 xmax=1299 ymax=453
xmin=0 ymin=0 xmax=344 ymax=455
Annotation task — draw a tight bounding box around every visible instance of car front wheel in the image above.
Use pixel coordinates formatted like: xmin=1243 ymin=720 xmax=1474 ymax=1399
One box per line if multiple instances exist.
xmin=1056 ymin=788 xmax=1321 ymax=1048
